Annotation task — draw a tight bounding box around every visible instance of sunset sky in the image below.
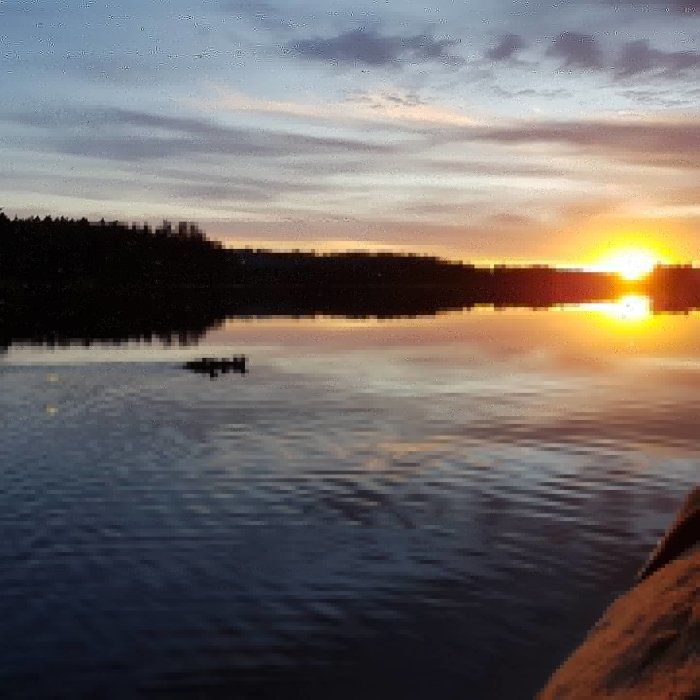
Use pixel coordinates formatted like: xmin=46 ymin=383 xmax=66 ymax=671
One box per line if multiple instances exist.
xmin=1 ymin=0 xmax=698 ymax=264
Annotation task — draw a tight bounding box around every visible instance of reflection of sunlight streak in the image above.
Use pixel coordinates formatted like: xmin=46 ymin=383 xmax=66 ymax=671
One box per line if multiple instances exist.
xmin=586 ymin=295 xmax=652 ymax=323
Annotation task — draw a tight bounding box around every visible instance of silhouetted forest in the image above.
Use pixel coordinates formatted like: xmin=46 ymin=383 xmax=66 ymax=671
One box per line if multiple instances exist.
xmin=0 ymin=213 xmax=226 ymax=285
xmin=0 ymin=211 xmax=625 ymax=291
xmin=1 ymin=213 xmax=699 ymax=350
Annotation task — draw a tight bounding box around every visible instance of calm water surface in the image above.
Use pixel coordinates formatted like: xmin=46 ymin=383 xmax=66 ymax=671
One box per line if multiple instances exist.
xmin=1 ymin=302 xmax=698 ymax=698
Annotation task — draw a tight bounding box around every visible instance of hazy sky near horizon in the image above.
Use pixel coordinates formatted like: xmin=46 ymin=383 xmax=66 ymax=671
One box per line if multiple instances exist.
xmin=1 ymin=0 xmax=699 ymax=262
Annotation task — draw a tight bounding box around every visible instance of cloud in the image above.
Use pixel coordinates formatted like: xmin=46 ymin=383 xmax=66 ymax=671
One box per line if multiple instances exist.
xmin=216 ymin=0 xmax=289 ymax=31
xmin=0 ymin=107 xmax=395 ymax=162
xmin=468 ymin=118 xmax=700 ymax=170
xmin=151 ymin=168 xmax=334 ymax=203
xmin=542 ymin=32 xmax=699 ymax=80
xmin=346 ymin=91 xmax=477 ymax=126
xmin=546 ymin=32 xmax=602 ymax=69
xmin=490 ymin=85 xmax=571 ymax=100
xmin=421 ymin=158 xmax=582 ymax=181
xmin=622 ymin=88 xmax=697 ymax=108
xmin=285 ymin=28 xmax=463 ymax=67
xmin=614 ymin=39 xmax=700 ymax=78
xmin=604 ymin=0 xmax=699 ymax=15
xmin=219 ymin=0 xmax=277 ymax=14
xmin=485 ymin=34 xmax=526 ymax=62
xmin=201 ymin=88 xmax=479 ymax=127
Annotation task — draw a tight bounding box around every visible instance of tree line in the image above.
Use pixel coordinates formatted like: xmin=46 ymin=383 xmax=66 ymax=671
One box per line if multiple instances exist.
xmin=0 ymin=213 xmax=229 ymax=284
xmin=0 ymin=211 xmax=626 ymax=295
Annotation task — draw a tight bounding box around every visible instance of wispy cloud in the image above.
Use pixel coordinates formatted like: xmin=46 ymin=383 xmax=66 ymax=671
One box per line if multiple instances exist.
xmin=1 ymin=106 xmax=394 ymax=161
xmin=219 ymin=0 xmax=278 ymax=16
xmin=468 ymin=117 xmax=700 ymax=170
xmin=285 ymin=28 xmax=463 ymax=68
xmin=201 ymin=88 xmax=479 ymax=127
xmin=602 ymin=0 xmax=699 ymax=15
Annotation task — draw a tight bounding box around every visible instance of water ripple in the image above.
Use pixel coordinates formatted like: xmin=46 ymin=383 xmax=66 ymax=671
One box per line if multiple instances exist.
xmin=1 ymin=328 xmax=698 ymax=698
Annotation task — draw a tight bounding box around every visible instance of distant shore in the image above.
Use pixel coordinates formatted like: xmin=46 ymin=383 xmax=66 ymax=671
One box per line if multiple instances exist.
xmin=2 ymin=213 xmax=700 ymax=349
xmin=2 ymin=213 xmax=698 ymax=299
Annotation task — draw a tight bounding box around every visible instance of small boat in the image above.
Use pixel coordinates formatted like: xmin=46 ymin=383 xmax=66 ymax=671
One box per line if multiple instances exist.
xmin=183 ymin=355 xmax=247 ymax=377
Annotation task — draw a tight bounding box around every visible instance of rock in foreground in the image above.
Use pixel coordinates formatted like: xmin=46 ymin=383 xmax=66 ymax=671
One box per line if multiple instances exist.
xmin=539 ymin=487 xmax=700 ymax=700
xmin=540 ymin=489 xmax=699 ymax=700
xmin=539 ymin=552 xmax=698 ymax=699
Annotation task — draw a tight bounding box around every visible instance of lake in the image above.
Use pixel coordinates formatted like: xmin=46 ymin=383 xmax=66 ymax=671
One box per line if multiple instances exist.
xmin=1 ymin=298 xmax=698 ymax=698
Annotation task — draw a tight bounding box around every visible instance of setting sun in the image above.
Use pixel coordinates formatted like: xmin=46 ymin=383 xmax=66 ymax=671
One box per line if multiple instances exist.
xmin=594 ymin=248 xmax=660 ymax=281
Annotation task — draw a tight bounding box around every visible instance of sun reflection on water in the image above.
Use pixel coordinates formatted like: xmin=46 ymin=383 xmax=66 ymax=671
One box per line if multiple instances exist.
xmin=586 ymin=295 xmax=652 ymax=323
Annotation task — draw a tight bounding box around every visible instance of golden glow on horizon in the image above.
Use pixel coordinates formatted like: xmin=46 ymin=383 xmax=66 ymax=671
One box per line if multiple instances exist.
xmin=219 ymin=238 xmax=683 ymax=272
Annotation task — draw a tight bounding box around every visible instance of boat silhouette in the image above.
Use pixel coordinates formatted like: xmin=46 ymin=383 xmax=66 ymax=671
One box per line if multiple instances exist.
xmin=183 ymin=356 xmax=247 ymax=377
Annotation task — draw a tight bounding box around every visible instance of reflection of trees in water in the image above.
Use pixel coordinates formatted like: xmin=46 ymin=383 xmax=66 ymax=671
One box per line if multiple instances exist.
xmin=1 ymin=281 xmax=699 ymax=351
xmin=0 ymin=288 xmax=216 ymax=352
